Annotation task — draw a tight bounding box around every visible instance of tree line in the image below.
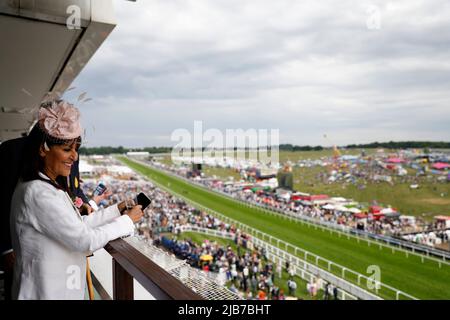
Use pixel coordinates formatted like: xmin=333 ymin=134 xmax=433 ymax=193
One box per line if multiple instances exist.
xmin=345 ymin=141 xmax=450 ymax=149
xmin=78 ymin=146 xmax=172 ymax=155
xmin=78 ymin=141 xmax=450 ymax=155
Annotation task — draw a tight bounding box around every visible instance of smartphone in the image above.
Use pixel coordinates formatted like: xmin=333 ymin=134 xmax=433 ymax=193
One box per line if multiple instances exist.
xmin=136 ymin=192 xmax=151 ymax=210
xmin=93 ymin=182 xmax=107 ymax=196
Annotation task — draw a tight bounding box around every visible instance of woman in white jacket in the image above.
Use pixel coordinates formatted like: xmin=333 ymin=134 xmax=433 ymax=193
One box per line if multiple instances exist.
xmin=10 ymin=100 xmax=143 ymax=300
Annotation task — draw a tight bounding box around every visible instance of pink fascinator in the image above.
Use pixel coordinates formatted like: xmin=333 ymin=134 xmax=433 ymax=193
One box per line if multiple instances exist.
xmin=38 ymin=100 xmax=82 ymax=140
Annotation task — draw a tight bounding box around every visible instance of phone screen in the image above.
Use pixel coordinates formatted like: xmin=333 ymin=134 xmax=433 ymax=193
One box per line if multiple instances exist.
xmin=136 ymin=192 xmax=151 ymax=210
xmin=93 ymin=183 xmax=107 ymax=196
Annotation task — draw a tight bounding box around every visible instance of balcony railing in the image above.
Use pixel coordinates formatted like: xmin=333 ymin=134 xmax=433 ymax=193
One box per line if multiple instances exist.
xmin=102 ymin=238 xmax=203 ymax=300
xmin=91 ymin=237 xmax=240 ymax=300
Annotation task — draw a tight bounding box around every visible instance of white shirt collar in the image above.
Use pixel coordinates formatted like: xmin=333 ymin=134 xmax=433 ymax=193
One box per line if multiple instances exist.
xmin=38 ymin=171 xmax=51 ymax=181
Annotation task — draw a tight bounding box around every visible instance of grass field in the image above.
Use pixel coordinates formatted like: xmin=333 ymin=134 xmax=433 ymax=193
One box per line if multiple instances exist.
xmin=292 ymin=166 xmax=450 ymax=219
xmin=119 ymin=157 xmax=450 ymax=300
xmin=168 ymin=231 xmax=322 ymax=300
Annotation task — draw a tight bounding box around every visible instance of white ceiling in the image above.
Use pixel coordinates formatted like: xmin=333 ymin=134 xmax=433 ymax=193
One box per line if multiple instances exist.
xmin=0 ymin=0 xmax=116 ymax=142
xmin=0 ymin=15 xmax=82 ymax=128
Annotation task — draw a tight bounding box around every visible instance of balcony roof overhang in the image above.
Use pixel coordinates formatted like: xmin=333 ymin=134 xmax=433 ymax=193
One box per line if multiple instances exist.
xmin=0 ymin=0 xmax=116 ymax=141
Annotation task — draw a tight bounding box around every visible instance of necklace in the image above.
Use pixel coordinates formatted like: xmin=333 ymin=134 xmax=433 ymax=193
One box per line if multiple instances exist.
xmin=38 ymin=172 xmax=64 ymax=191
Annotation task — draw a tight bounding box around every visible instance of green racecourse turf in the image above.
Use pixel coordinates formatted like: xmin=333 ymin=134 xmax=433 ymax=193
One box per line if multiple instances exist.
xmin=119 ymin=157 xmax=450 ymax=300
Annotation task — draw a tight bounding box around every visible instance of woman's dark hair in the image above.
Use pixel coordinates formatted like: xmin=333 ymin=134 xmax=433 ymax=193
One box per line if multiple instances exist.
xmin=21 ymin=122 xmax=81 ymax=192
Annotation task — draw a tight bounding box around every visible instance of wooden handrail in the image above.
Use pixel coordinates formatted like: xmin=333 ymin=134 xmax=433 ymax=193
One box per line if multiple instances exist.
xmin=104 ymin=238 xmax=203 ymax=300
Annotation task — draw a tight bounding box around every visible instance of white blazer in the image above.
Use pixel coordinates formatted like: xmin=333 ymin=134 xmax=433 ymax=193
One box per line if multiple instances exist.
xmin=10 ymin=173 xmax=135 ymax=300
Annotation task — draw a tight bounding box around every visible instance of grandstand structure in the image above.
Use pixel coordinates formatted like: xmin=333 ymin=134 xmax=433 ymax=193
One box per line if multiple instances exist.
xmin=0 ymin=0 xmax=117 ymax=141
xmin=1 ymin=0 xmax=232 ymax=301
xmin=120 ymin=156 xmax=450 ymax=300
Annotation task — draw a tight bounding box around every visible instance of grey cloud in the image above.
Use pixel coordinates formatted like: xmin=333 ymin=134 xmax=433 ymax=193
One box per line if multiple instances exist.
xmin=67 ymin=0 xmax=450 ymax=147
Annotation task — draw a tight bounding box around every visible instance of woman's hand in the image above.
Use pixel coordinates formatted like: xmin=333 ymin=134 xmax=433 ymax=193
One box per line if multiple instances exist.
xmin=93 ymin=189 xmax=112 ymax=205
xmin=125 ymin=205 xmax=144 ymax=223
xmin=118 ymin=198 xmax=136 ymax=214
xmin=118 ymin=200 xmax=127 ymax=214
xmin=79 ymin=203 xmax=93 ymax=215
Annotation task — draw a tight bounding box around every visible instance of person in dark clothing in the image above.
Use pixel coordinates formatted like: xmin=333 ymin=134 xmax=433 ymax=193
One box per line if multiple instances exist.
xmin=0 ymin=136 xmax=26 ymax=300
xmin=333 ymin=286 xmax=339 ymax=300
xmin=66 ymin=157 xmax=93 ymax=216
xmin=324 ymin=282 xmax=330 ymax=300
xmin=271 ymin=286 xmax=280 ymax=300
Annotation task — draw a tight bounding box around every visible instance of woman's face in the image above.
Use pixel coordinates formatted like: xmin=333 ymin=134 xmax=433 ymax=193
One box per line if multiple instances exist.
xmin=41 ymin=141 xmax=79 ymax=180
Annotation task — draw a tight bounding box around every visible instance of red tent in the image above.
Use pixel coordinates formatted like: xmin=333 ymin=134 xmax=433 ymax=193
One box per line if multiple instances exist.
xmin=292 ymin=194 xmax=329 ymax=201
xmin=372 ymin=213 xmax=385 ymax=220
xmin=432 ymin=163 xmax=450 ymax=170
xmin=310 ymin=194 xmax=329 ymax=201
xmin=369 ymin=206 xmax=383 ymax=214
xmin=434 ymin=216 xmax=450 ymax=228
xmin=434 ymin=215 xmax=450 ymax=221
xmin=386 ymin=158 xmax=405 ymax=163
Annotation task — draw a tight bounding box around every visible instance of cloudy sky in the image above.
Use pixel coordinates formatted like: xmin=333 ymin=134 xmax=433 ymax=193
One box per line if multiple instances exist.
xmin=67 ymin=0 xmax=450 ymax=147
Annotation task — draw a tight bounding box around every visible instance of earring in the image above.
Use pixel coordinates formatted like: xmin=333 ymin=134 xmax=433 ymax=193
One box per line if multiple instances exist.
xmin=44 ymin=142 xmax=50 ymax=151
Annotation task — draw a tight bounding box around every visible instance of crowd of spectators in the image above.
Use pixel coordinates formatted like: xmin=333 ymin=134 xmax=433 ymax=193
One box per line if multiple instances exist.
xmin=80 ymin=158 xmax=448 ymax=300
xmin=151 ymin=161 xmax=449 ymax=249
xmin=155 ymin=234 xmax=292 ymax=300
xmin=216 ymin=181 xmax=450 ymax=248
xmin=82 ymin=177 xmax=330 ymax=299
xmin=402 ymin=230 xmax=450 ymax=247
